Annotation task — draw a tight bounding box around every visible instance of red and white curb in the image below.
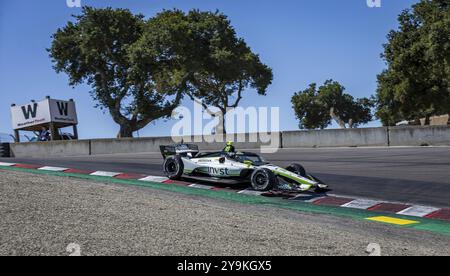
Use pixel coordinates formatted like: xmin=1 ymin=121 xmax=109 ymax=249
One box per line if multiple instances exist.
xmin=90 ymin=171 xmax=122 ymax=177
xmin=0 ymin=162 xmax=17 ymax=167
xmin=308 ymin=195 xmax=450 ymax=221
xmin=1 ymin=162 xmax=450 ymax=222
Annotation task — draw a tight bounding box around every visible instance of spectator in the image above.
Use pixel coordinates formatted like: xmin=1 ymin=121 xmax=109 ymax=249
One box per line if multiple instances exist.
xmin=37 ymin=127 xmax=50 ymax=141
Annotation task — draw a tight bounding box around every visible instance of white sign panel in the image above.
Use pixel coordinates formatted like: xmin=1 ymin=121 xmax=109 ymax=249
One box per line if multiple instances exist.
xmin=11 ymin=99 xmax=78 ymax=130
xmin=49 ymin=99 xmax=78 ymax=125
xmin=11 ymin=100 xmax=51 ymax=130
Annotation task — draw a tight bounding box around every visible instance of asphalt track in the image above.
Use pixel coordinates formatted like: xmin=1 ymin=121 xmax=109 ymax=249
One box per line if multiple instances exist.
xmin=2 ymin=147 xmax=450 ymax=208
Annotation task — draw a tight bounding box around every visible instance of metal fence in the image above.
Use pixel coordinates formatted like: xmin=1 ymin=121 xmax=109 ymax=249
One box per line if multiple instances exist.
xmin=0 ymin=133 xmax=29 ymax=143
xmin=0 ymin=133 xmax=14 ymax=143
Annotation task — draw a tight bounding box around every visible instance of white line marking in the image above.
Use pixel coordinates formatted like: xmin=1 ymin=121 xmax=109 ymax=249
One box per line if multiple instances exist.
xmin=138 ymin=176 xmax=169 ymax=183
xmin=397 ymin=205 xmax=440 ymax=217
xmin=328 ymin=193 xmax=421 ymax=208
xmin=238 ymin=189 xmax=264 ymax=196
xmin=291 ymin=193 xmax=327 ymax=203
xmin=38 ymin=166 xmax=69 ymax=172
xmin=306 ymin=196 xmax=328 ymax=203
xmin=189 ymin=184 xmax=213 ymax=190
xmin=90 ymin=171 xmax=121 ymax=177
xmin=342 ymin=199 xmax=382 ymax=210
xmin=0 ymin=162 xmax=16 ymax=167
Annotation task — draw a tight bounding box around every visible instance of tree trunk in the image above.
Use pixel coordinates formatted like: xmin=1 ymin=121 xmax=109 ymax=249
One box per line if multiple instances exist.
xmin=330 ymin=107 xmax=347 ymax=129
xmin=414 ymin=117 xmax=421 ymax=126
xmin=117 ymin=124 xmax=135 ymax=138
xmin=424 ymin=115 xmax=431 ymax=126
xmin=348 ymin=118 xmax=354 ymax=129
xmin=215 ymin=112 xmax=226 ymax=134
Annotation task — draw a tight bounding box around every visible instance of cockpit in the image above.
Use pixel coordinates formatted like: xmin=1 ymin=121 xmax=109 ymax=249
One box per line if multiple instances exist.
xmin=234 ymin=152 xmax=268 ymax=166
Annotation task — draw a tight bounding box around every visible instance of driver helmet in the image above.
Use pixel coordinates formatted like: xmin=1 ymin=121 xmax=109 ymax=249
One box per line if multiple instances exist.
xmin=226 ymin=141 xmax=234 ymax=146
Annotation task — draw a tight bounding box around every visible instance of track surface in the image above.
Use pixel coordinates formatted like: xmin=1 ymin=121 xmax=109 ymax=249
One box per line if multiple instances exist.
xmin=2 ymin=147 xmax=450 ymax=208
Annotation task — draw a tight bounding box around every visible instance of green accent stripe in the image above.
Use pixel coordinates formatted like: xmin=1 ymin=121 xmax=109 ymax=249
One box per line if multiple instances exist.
xmin=276 ymin=171 xmax=313 ymax=186
xmin=1 ymin=165 xmax=450 ymax=237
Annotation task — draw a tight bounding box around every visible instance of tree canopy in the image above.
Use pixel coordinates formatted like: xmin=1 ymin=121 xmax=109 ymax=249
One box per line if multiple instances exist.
xmin=184 ymin=10 xmax=273 ymax=133
xmin=291 ymin=80 xmax=373 ymax=129
xmin=49 ymin=8 xmax=272 ymax=136
xmin=49 ymin=7 xmax=188 ymax=137
xmin=375 ymin=0 xmax=450 ymax=126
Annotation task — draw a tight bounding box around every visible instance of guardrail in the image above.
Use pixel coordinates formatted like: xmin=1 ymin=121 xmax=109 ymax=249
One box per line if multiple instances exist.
xmin=6 ymin=125 xmax=450 ymax=158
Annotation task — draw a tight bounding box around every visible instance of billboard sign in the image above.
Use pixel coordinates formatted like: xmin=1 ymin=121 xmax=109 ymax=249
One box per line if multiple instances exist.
xmin=11 ymin=99 xmax=78 ymax=130
xmin=49 ymin=99 xmax=78 ymax=125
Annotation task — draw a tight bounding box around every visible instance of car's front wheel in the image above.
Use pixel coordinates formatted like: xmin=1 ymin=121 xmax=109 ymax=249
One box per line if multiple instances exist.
xmin=163 ymin=156 xmax=184 ymax=180
xmin=251 ymin=168 xmax=278 ymax=191
xmin=286 ymin=163 xmax=307 ymax=177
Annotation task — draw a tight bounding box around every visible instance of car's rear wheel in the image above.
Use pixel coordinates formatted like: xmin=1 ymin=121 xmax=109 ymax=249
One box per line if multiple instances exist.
xmin=251 ymin=168 xmax=278 ymax=191
xmin=163 ymin=156 xmax=184 ymax=180
xmin=286 ymin=163 xmax=307 ymax=177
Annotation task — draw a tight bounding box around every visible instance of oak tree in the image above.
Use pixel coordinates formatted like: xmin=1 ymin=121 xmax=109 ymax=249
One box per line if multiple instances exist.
xmin=292 ymin=80 xmax=373 ymax=129
xmin=375 ymin=0 xmax=450 ymax=125
xmin=49 ymin=7 xmax=185 ymax=137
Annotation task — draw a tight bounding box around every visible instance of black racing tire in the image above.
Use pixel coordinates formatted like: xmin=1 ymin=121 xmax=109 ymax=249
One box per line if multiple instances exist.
xmin=286 ymin=163 xmax=307 ymax=177
xmin=163 ymin=156 xmax=184 ymax=180
xmin=0 ymin=143 xmax=10 ymax=158
xmin=250 ymin=168 xmax=278 ymax=191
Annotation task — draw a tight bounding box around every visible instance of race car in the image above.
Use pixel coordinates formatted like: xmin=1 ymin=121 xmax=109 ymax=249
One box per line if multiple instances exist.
xmin=160 ymin=144 xmax=328 ymax=193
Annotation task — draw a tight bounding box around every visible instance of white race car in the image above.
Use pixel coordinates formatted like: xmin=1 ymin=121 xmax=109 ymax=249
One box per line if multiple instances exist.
xmin=161 ymin=144 xmax=328 ymax=192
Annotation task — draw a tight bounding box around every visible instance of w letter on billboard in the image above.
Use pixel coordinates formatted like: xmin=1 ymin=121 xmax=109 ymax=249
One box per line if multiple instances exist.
xmin=21 ymin=103 xmax=38 ymax=120
xmin=57 ymin=102 xmax=69 ymax=116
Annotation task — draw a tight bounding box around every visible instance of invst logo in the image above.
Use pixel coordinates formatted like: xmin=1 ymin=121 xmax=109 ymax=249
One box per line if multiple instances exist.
xmin=207 ymin=167 xmax=230 ymax=176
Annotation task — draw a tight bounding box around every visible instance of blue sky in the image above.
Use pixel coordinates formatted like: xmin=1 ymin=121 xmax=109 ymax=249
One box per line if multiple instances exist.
xmin=0 ymin=0 xmax=419 ymax=139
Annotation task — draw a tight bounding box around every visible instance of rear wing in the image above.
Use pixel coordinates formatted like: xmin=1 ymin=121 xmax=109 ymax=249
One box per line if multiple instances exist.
xmin=160 ymin=144 xmax=199 ymax=159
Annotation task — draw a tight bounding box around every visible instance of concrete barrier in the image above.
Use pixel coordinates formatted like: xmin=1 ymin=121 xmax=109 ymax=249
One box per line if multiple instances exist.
xmin=7 ymin=126 xmax=450 ymax=158
xmin=10 ymin=140 xmax=91 ymax=158
xmin=389 ymin=126 xmax=450 ymax=146
xmin=8 ymin=132 xmax=282 ymax=157
xmin=173 ymin=133 xmax=282 ymax=152
xmin=282 ymin=127 xmax=389 ymax=148
xmin=89 ymin=134 xmax=276 ymax=155
xmin=90 ymin=136 xmax=174 ymax=155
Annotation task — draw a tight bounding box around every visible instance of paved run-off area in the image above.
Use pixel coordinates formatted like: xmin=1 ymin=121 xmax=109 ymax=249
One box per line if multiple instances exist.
xmin=0 ymin=170 xmax=449 ymax=256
